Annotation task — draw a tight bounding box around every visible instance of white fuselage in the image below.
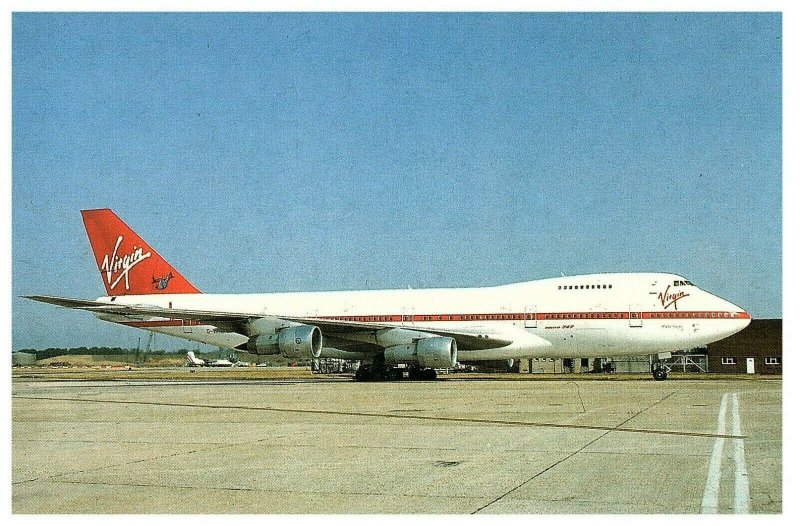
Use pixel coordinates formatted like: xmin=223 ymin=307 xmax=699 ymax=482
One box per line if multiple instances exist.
xmin=101 ymin=272 xmax=750 ymax=361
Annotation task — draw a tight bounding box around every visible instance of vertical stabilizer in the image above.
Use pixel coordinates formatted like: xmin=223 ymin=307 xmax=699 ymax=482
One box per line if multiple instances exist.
xmin=81 ymin=209 xmax=201 ymax=296
xmin=186 ymin=351 xmax=205 ymax=365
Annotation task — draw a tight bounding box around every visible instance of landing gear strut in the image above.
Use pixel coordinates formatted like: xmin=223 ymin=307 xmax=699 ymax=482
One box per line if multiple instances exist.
xmin=651 ymin=361 xmax=668 ymax=381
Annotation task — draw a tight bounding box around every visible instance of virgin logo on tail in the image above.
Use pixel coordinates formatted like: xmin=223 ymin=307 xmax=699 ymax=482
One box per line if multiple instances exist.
xmin=101 ymin=236 xmax=152 ymax=291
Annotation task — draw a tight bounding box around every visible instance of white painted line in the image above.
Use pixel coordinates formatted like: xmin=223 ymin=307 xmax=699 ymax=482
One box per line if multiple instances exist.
xmin=731 ymin=393 xmax=751 ymax=514
xmin=701 ymin=392 xmax=729 ymax=514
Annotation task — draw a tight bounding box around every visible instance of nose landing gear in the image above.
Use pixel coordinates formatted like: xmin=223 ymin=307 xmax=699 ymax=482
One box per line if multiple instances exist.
xmin=651 ymin=361 xmax=669 ymax=381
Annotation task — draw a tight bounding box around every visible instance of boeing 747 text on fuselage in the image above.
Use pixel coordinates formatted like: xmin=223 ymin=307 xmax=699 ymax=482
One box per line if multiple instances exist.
xmin=26 ymin=209 xmax=751 ymax=381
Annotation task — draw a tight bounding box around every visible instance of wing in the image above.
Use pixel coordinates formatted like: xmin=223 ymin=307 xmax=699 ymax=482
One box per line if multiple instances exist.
xmin=24 ymin=295 xmax=514 ymax=351
xmin=24 ymin=295 xmax=251 ymax=333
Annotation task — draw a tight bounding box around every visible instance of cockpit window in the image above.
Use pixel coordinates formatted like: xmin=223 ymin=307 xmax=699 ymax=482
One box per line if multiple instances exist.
xmin=673 ymin=280 xmax=695 ymax=287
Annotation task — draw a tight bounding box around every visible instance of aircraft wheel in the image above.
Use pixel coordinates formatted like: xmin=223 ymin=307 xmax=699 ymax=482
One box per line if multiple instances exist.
xmin=652 ymin=368 xmax=668 ymax=381
xmin=354 ymin=365 xmax=372 ymax=382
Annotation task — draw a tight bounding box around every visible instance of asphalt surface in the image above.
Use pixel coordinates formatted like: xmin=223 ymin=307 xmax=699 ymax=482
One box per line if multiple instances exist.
xmin=11 ymin=373 xmax=782 ymax=514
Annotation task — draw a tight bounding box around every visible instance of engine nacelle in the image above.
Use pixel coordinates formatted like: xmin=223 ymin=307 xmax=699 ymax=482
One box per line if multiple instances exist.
xmin=384 ymin=337 xmax=457 ymax=369
xmin=247 ymin=324 xmax=322 ymax=359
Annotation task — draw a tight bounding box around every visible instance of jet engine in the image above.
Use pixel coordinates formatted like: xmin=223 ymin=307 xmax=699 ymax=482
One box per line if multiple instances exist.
xmin=384 ymin=337 xmax=457 ymax=369
xmin=246 ymin=324 xmax=322 ymax=359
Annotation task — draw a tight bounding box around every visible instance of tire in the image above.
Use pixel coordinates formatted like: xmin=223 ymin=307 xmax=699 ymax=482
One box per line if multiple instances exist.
xmin=653 ymin=368 xmax=668 ymax=381
xmin=354 ymin=365 xmax=371 ymax=382
xmin=422 ymin=368 xmax=437 ymax=380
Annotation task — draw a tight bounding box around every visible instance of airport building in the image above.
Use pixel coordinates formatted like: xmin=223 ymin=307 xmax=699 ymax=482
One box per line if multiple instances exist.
xmin=519 ymin=353 xmax=708 ymax=374
xmin=706 ymin=318 xmax=782 ymax=374
xmin=520 ymin=357 xmax=569 ymax=374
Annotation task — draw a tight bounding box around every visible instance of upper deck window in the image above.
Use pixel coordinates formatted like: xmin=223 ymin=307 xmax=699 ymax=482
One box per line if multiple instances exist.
xmin=562 ymin=283 xmax=612 ymax=290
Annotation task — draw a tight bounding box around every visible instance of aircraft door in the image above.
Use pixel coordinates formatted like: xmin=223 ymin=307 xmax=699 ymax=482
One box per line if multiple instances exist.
xmin=525 ymin=304 xmax=537 ymax=328
xmin=629 ymin=305 xmax=643 ymax=328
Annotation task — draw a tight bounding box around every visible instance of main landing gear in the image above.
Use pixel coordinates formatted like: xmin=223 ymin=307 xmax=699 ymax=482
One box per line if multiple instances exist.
xmin=354 ymin=364 xmax=438 ymax=382
xmin=354 ymin=364 xmax=401 ymax=381
xmin=651 ymin=361 xmax=669 ymax=381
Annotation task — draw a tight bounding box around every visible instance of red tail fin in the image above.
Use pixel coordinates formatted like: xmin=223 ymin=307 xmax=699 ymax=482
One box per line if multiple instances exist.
xmin=81 ymin=209 xmax=201 ymax=296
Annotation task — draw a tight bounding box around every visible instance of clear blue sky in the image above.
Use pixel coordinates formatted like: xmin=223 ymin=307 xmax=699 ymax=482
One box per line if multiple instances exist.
xmin=11 ymin=12 xmax=782 ymax=351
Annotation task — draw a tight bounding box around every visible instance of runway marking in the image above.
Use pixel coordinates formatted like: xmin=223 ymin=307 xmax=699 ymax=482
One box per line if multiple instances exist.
xmin=701 ymin=392 xmax=750 ymax=514
xmin=12 ymin=395 xmax=744 ymax=440
xmin=731 ymin=393 xmax=751 ymax=513
xmin=701 ymin=393 xmax=728 ymax=513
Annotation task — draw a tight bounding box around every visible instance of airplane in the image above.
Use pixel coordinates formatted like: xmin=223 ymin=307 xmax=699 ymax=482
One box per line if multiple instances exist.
xmin=185 ymin=350 xmax=206 ymax=367
xmin=186 ymin=351 xmax=239 ymax=367
xmin=26 ymin=209 xmax=752 ymax=381
xmin=208 ymin=357 xmax=235 ymax=367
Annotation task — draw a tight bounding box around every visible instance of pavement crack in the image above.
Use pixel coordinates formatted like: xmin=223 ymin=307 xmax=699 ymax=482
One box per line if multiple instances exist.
xmin=471 ymin=390 xmax=678 ymax=514
xmin=12 ymin=441 xmax=233 ymax=485
xmin=12 ymin=394 xmax=741 ymax=439
xmin=12 ymin=432 xmax=288 ymax=486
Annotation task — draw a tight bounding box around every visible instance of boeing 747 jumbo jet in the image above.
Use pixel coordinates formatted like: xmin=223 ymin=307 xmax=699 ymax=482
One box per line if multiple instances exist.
xmin=26 ymin=209 xmax=751 ymax=381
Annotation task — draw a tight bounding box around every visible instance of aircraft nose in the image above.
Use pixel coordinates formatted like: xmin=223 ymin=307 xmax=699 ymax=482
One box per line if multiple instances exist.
xmin=733 ymin=309 xmax=752 ymax=330
xmin=727 ymin=299 xmax=750 ymax=318
xmin=717 ymin=296 xmax=752 ymax=331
